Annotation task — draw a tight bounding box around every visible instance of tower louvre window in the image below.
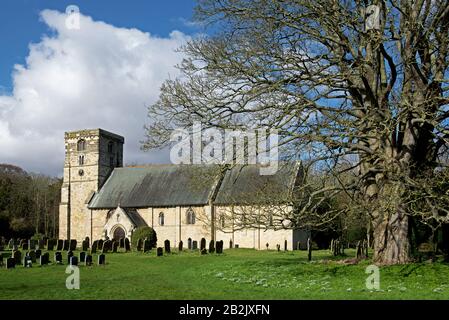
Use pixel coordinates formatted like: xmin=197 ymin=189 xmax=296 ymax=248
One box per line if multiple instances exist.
xmin=77 ymin=139 xmax=86 ymax=151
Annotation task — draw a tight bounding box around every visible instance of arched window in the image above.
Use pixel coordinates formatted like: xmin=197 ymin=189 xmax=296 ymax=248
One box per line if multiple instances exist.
xmin=108 ymin=141 xmax=114 ymax=153
xmin=77 ymin=139 xmax=86 ymax=151
xmin=78 ymin=155 xmax=84 ymax=166
xmin=159 ymin=212 xmax=165 ymax=226
xmin=186 ymin=208 xmax=195 ymax=224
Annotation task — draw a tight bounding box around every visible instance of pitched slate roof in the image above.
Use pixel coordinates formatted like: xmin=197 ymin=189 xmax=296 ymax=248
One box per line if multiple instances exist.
xmin=88 ymin=162 xmax=302 ymax=209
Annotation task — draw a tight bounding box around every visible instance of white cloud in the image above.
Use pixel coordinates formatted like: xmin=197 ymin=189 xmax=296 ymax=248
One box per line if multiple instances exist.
xmin=0 ymin=10 xmax=188 ymax=176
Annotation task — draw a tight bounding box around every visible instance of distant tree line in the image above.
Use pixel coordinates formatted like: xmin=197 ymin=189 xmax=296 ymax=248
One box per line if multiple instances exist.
xmin=0 ymin=164 xmax=61 ymax=239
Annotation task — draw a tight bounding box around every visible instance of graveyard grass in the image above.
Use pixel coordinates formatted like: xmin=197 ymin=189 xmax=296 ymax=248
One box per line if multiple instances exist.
xmin=1 ymin=248 xmax=449 ymax=300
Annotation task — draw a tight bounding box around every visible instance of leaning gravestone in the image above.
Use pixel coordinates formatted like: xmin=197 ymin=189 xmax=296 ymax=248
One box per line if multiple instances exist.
xmin=70 ymin=256 xmax=78 ymax=266
xmin=137 ymin=238 xmax=143 ymax=251
xmin=85 ymin=254 xmax=92 ymax=266
xmin=54 ymin=252 xmax=63 ymax=264
xmin=79 ymin=252 xmax=86 ymax=263
xmin=164 ymin=240 xmax=171 ymax=254
xmin=209 ymin=240 xmax=215 ymax=254
xmin=192 ymin=241 xmax=198 ymax=250
xmin=56 ymin=239 xmax=63 ymax=251
xmin=187 ymin=238 xmax=192 ymax=250
xmin=200 ymin=238 xmax=206 ymax=251
xmin=67 ymin=251 xmax=74 ymax=264
xmin=112 ymin=241 xmax=118 ymax=253
xmin=98 ymin=254 xmax=105 ymax=266
xmin=6 ymin=257 xmax=15 ymax=269
xmin=12 ymin=250 xmax=22 ymax=264
xmin=69 ymin=240 xmax=77 ymax=251
xmin=91 ymin=240 xmax=98 ymax=254
xmin=142 ymin=239 xmax=150 ymax=253
xmin=157 ymin=247 xmax=163 ymax=257
xmin=124 ymin=238 xmax=130 ymax=252
xmin=178 ymin=241 xmax=183 ymax=252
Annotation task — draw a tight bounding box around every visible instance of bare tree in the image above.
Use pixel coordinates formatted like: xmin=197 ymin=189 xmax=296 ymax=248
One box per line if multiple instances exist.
xmin=144 ymin=0 xmax=449 ymax=264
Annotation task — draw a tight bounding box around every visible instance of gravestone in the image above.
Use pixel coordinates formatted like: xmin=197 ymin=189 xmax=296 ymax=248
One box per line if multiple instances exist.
xmin=21 ymin=242 xmax=28 ymax=251
xmin=91 ymin=240 xmax=98 ymax=254
xmin=102 ymin=240 xmax=111 ymax=253
xmin=178 ymin=241 xmax=183 ymax=252
xmin=56 ymin=239 xmax=63 ymax=251
xmin=38 ymin=240 xmax=45 ymax=250
xmin=98 ymin=254 xmax=105 ymax=266
xmin=164 ymin=240 xmax=171 ymax=254
xmin=6 ymin=257 xmax=15 ymax=269
xmin=192 ymin=241 xmax=198 ymax=250
xmin=67 ymin=251 xmax=74 ymax=264
xmin=124 ymin=238 xmax=130 ymax=252
xmin=70 ymin=256 xmax=78 ymax=266
xmin=142 ymin=239 xmax=150 ymax=253
xmin=157 ymin=247 xmax=163 ymax=257
xmin=28 ymin=239 xmax=36 ymax=250
xmin=137 ymin=239 xmax=143 ymax=251
xmin=39 ymin=253 xmax=49 ymax=265
xmin=54 ymin=252 xmax=63 ymax=264
xmin=296 ymin=241 xmax=301 ymax=250
xmin=307 ymin=238 xmax=312 ymax=261
xmin=85 ymin=254 xmax=93 ymax=266
xmin=200 ymin=238 xmax=206 ymax=251
xmin=201 ymin=248 xmax=207 ymax=255
xmin=82 ymin=240 xmax=89 ymax=252
xmin=229 ymin=240 xmax=233 ymax=249
xmin=63 ymin=239 xmax=69 ymax=251
xmin=79 ymin=252 xmax=86 ymax=263
xmin=23 ymin=255 xmax=32 ymax=268
xmin=119 ymin=238 xmax=125 ymax=249
xmin=69 ymin=240 xmax=77 ymax=251
xmin=235 ymin=244 xmax=239 ymax=249
xmin=284 ymin=240 xmax=288 ymax=251
xmin=208 ymin=240 xmax=215 ymax=254
xmin=47 ymin=239 xmax=55 ymax=251
xmin=98 ymin=240 xmax=104 ymax=251
xmin=216 ymin=240 xmax=223 ymax=254
xmin=34 ymin=249 xmax=42 ymax=260
xmin=187 ymin=238 xmax=192 ymax=250
xmin=112 ymin=241 xmax=118 ymax=253
xmin=8 ymin=239 xmax=14 ymax=249
xmin=28 ymin=251 xmax=36 ymax=263
xmin=0 ymin=253 xmax=3 ymax=267
xmin=12 ymin=250 xmax=22 ymax=264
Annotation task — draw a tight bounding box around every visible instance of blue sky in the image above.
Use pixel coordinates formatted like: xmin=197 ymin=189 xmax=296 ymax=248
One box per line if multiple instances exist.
xmin=0 ymin=0 xmax=201 ymax=175
xmin=0 ymin=0 xmax=198 ymax=94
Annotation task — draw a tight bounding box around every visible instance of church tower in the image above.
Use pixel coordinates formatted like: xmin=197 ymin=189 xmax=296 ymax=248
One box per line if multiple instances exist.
xmin=59 ymin=129 xmax=124 ymax=242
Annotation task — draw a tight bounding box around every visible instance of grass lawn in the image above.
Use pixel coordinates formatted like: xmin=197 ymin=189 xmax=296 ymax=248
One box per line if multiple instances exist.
xmin=1 ymin=248 xmax=449 ymax=299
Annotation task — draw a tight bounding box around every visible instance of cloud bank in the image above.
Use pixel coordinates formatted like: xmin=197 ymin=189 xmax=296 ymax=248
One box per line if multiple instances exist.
xmin=0 ymin=10 xmax=188 ymax=176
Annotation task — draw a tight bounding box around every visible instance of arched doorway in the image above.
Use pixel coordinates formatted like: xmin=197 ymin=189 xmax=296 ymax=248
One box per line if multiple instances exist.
xmin=112 ymin=226 xmax=126 ymax=241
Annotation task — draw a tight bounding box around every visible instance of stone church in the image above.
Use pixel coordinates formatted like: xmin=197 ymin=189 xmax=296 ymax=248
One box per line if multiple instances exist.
xmin=59 ymin=128 xmax=307 ymax=250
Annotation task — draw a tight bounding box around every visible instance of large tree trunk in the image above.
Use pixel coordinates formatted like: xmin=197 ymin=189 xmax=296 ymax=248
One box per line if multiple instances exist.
xmin=372 ymin=207 xmax=411 ymax=264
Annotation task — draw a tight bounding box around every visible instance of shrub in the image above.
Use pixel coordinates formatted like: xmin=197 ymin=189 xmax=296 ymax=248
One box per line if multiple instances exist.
xmin=31 ymin=233 xmax=45 ymax=241
xmin=131 ymin=227 xmax=157 ymax=250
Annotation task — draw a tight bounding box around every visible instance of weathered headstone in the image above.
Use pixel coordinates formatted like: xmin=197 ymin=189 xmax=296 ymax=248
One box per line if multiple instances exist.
xmin=229 ymin=240 xmax=233 ymax=249
xmin=200 ymin=238 xmax=206 ymax=251
xmin=119 ymin=238 xmax=125 ymax=249
xmin=98 ymin=254 xmax=105 ymax=265
xmin=47 ymin=239 xmax=55 ymax=251
xmin=91 ymin=240 xmax=98 ymax=254
xmin=54 ymin=252 xmax=63 ymax=264
xmin=12 ymin=250 xmax=22 ymax=264
xmin=137 ymin=238 xmax=143 ymax=251
xmin=56 ymin=239 xmax=63 ymax=251
xmin=85 ymin=254 xmax=93 ymax=266
xmin=21 ymin=242 xmax=28 ymax=251
xmin=70 ymin=256 xmax=78 ymax=266
xmin=38 ymin=240 xmax=45 ymax=250
xmin=201 ymin=248 xmax=207 ymax=255
xmin=112 ymin=241 xmax=118 ymax=253
xmin=142 ymin=239 xmax=150 ymax=253
xmin=8 ymin=239 xmax=14 ymax=249
xmin=296 ymin=241 xmax=301 ymax=250
xmin=157 ymin=247 xmax=163 ymax=257
xmin=178 ymin=241 xmax=183 ymax=252
xmin=69 ymin=240 xmax=77 ymax=251
xmin=6 ymin=257 xmax=15 ymax=269
xmin=192 ymin=241 xmax=198 ymax=250
xmin=164 ymin=240 xmax=171 ymax=254
xmin=124 ymin=238 xmax=130 ymax=252
xmin=39 ymin=253 xmax=49 ymax=266
xmin=23 ymin=255 xmax=32 ymax=268
xmin=187 ymin=238 xmax=192 ymax=250
xmin=235 ymin=244 xmax=239 ymax=249
xmin=34 ymin=249 xmax=42 ymax=260
xmin=98 ymin=240 xmax=104 ymax=251
xmin=28 ymin=251 xmax=36 ymax=263
xmin=79 ymin=252 xmax=86 ymax=263
xmin=102 ymin=240 xmax=111 ymax=253
xmin=208 ymin=240 xmax=215 ymax=254
xmin=63 ymin=239 xmax=69 ymax=251
xmin=216 ymin=240 xmax=224 ymax=254
xmin=284 ymin=240 xmax=288 ymax=251
xmin=82 ymin=240 xmax=89 ymax=252
xmin=67 ymin=250 xmax=74 ymax=264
